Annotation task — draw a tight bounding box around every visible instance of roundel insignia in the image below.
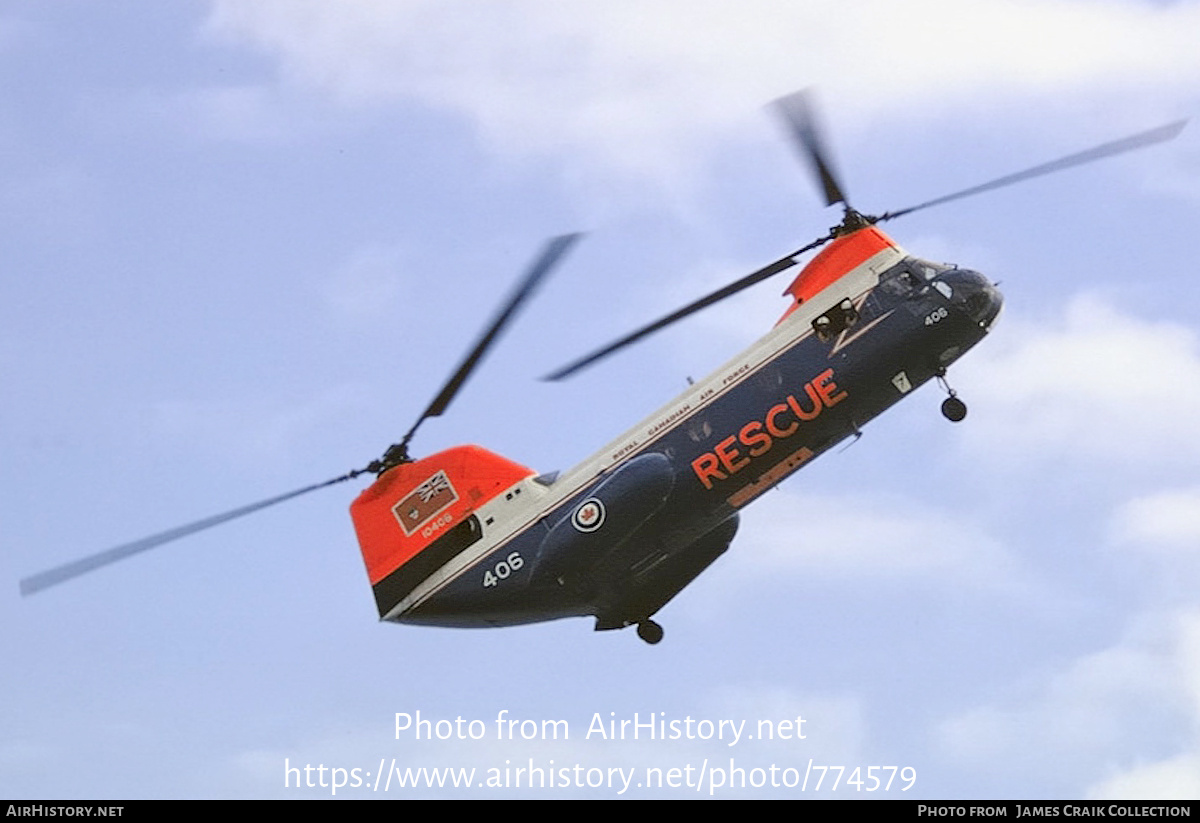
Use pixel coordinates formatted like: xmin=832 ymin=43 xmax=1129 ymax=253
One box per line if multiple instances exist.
xmin=571 ymin=498 xmax=605 ymax=533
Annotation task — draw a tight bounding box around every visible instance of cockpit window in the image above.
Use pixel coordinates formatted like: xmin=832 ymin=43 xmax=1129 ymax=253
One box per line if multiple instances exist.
xmin=911 ymin=258 xmax=951 ymax=280
xmin=881 ymin=257 xmax=954 ymax=298
xmin=880 ymin=266 xmax=920 ymax=297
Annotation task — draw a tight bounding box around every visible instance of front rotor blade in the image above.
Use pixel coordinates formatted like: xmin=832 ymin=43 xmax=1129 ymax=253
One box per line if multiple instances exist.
xmin=881 ymin=120 xmax=1187 ymax=221
xmin=19 ymin=472 xmax=360 ymax=596
xmin=544 ymin=234 xmax=832 ymax=381
xmin=775 ymin=89 xmax=849 ymax=208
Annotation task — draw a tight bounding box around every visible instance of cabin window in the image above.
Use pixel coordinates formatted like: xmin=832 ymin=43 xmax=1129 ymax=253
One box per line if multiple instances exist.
xmin=880 ymin=267 xmax=919 ymax=297
xmin=812 ymin=297 xmax=859 ymax=341
xmin=755 ymin=366 xmax=783 ymax=390
xmin=687 ymin=418 xmax=713 ymax=442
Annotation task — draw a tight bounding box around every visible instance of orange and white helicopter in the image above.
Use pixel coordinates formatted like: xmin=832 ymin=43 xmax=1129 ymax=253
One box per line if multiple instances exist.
xmin=20 ymin=92 xmax=1184 ymax=644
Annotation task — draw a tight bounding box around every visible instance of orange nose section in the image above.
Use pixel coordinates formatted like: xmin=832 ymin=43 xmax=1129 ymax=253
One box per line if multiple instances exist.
xmin=776 ymin=225 xmax=898 ymax=325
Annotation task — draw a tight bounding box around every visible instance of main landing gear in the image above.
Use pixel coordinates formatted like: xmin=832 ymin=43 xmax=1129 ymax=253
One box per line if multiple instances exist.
xmin=941 ymin=395 xmax=967 ymax=422
xmin=636 ymin=619 xmax=664 ymax=645
xmin=937 ymin=370 xmax=967 ymax=422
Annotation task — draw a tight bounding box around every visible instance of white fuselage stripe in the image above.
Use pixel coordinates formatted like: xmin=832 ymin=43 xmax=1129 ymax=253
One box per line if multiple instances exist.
xmin=385 ymin=244 xmax=905 ymax=618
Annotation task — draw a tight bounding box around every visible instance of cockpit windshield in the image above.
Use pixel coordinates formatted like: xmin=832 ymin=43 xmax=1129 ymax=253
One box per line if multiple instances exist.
xmin=879 ymin=257 xmax=954 ymax=298
xmin=910 ymin=257 xmax=952 ymax=281
xmin=880 ymin=266 xmax=920 ymax=297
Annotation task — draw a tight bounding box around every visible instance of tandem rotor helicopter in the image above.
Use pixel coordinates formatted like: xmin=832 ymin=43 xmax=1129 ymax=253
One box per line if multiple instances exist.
xmin=20 ymin=91 xmax=1185 ymax=644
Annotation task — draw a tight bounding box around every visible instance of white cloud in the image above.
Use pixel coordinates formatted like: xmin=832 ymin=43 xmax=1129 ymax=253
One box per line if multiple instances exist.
xmin=732 ymin=487 xmax=1017 ymax=584
xmin=1112 ymin=487 xmax=1200 ymax=553
xmin=203 ymin=0 xmax=1200 ymax=179
xmin=940 ymin=644 xmax=1178 ymax=759
xmin=939 ymin=609 xmax=1200 ymax=796
xmin=956 ymin=294 xmax=1200 ymax=468
xmin=1085 ymin=610 xmax=1200 ymax=798
xmin=1087 ymin=751 xmax=1200 ymax=800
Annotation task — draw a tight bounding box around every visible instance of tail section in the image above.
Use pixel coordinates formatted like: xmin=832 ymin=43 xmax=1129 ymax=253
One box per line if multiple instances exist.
xmin=350 ymin=445 xmax=535 ymax=616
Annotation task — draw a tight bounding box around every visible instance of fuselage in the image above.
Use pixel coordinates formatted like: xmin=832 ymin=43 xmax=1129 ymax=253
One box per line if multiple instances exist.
xmin=359 ymin=228 xmax=1003 ymax=631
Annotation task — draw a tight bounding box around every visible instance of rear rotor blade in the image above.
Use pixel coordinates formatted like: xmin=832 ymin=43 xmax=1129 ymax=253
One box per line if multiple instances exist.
xmin=544 ymin=233 xmax=832 ymax=381
xmin=400 ymin=233 xmax=583 ymax=445
xmin=20 ymin=235 xmax=584 ymax=595
xmin=19 ymin=471 xmax=361 ymax=596
xmin=775 ymin=89 xmax=849 ymax=208
xmin=881 ymin=120 xmax=1187 ymax=221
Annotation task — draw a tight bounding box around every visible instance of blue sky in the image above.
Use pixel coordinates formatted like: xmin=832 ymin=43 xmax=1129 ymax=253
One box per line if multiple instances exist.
xmin=3 ymin=0 xmax=1200 ymax=799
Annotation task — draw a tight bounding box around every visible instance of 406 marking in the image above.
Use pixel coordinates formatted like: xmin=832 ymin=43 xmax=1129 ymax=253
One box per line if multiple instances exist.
xmin=924 ymin=306 xmax=949 ymax=325
xmin=482 ymin=552 xmax=524 ymax=588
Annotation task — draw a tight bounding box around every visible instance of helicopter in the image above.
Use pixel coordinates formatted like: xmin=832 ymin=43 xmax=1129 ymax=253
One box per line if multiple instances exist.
xmin=19 ymin=91 xmax=1185 ymax=645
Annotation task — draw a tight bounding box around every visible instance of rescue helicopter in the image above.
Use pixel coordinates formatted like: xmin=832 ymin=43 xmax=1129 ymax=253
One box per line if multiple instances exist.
xmin=19 ymin=92 xmax=1185 ymax=645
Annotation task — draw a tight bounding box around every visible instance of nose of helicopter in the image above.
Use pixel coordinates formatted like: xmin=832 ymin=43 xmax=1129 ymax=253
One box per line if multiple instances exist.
xmin=942 ymin=268 xmax=1003 ymax=330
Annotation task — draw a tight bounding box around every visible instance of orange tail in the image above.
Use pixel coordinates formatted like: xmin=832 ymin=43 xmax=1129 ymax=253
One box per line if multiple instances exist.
xmin=350 ymin=445 xmax=535 ymax=614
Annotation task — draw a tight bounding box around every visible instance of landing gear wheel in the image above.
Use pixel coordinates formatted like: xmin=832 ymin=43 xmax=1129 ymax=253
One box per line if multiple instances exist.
xmin=941 ymin=395 xmax=967 ymax=422
xmin=636 ymin=620 xmax=664 ymax=645
xmin=936 ymin=370 xmax=967 ymax=423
